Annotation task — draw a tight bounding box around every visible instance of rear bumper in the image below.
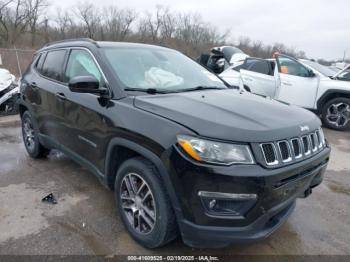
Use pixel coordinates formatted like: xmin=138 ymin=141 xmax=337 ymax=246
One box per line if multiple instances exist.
xmin=167 ymin=146 xmax=330 ymax=248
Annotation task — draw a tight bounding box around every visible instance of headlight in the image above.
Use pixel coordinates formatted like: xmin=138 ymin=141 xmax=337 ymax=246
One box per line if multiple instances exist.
xmin=177 ymin=135 xmax=254 ymax=165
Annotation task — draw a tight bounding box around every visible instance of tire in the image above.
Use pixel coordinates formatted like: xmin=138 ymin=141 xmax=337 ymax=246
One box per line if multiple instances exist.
xmin=21 ymin=111 xmax=50 ymax=158
xmin=321 ymin=97 xmax=350 ymax=131
xmin=114 ymin=157 xmax=178 ymax=248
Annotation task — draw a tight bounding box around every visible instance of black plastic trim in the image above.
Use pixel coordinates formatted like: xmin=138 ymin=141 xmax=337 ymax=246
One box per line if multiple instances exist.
xmin=316 ymin=89 xmax=350 ymax=113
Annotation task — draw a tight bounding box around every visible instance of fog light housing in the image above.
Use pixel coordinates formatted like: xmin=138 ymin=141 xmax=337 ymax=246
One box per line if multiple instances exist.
xmin=198 ymin=191 xmax=257 ymax=217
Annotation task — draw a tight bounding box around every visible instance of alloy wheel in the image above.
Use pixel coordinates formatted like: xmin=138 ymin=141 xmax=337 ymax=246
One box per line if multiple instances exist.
xmin=23 ymin=118 xmax=35 ymax=152
xmin=326 ymin=102 xmax=350 ymax=128
xmin=120 ymin=173 xmax=156 ymax=234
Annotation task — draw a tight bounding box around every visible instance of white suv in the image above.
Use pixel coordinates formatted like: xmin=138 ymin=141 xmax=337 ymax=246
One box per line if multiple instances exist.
xmin=220 ymin=54 xmax=350 ymax=131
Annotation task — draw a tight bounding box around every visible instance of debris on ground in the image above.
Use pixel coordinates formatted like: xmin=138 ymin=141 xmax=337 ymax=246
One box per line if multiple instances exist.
xmin=41 ymin=193 xmax=57 ymax=204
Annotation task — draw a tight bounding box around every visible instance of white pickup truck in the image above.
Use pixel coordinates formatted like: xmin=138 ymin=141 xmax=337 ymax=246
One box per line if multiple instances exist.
xmin=220 ymin=54 xmax=350 ymax=131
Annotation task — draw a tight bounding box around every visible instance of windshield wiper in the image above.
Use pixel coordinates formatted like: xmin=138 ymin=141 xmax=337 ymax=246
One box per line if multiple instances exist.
xmin=124 ymin=88 xmax=170 ymax=94
xmin=178 ymin=86 xmax=227 ymax=92
xmin=124 ymin=86 xmax=227 ymax=94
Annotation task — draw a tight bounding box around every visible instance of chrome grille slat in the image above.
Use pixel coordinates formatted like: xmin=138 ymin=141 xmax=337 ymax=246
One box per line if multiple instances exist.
xmin=260 ymin=143 xmax=279 ymax=165
xmin=291 ymin=138 xmax=302 ymax=159
xmin=310 ymin=133 xmax=318 ymax=152
xmin=277 ymin=141 xmax=292 ymax=163
xmin=302 ymin=136 xmax=311 ymax=155
xmin=260 ymin=129 xmax=325 ymax=167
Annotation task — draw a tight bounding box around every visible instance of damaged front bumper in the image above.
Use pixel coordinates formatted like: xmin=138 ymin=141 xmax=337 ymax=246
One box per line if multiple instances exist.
xmin=167 ymin=144 xmax=330 ymax=248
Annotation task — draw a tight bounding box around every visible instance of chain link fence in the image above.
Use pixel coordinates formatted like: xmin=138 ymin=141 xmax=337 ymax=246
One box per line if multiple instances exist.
xmin=0 ymin=48 xmax=35 ymax=78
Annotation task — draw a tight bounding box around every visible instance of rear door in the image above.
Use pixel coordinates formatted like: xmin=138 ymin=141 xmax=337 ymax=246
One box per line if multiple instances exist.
xmin=22 ymin=53 xmax=45 ymax=124
xmin=275 ymin=55 xmax=319 ymax=108
xmin=240 ymin=58 xmax=277 ymax=97
xmin=29 ymin=49 xmax=68 ymax=143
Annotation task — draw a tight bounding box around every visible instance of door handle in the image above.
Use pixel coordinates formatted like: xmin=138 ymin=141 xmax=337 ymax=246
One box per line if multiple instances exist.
xmin=244 ymin=77 xmax=253 ymax=81
xmin=31 ymin=82 xmax=38 ymax=89
xmin=55 ymin=92 xmax=66 ymax=100
xmin=282 ymin=81 xmax=292 ymax=86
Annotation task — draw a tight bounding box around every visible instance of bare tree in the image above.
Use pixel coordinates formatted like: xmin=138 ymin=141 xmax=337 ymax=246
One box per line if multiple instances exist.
xmin=55 ymin=9 xmax=73 ymax=39
xmin=75 ymin=2 xmax=101 ymax=39
xmin=104 ymin=6 xmax=136 ymax=41
xmin=0 ymin=2 xmax=308 ymax=62
xmin=0 ymin=0 xmax=29 ymax=46
xmin=138 ymin=5 xmax=166 ymax=43
xmin=26 ymin=0 xmax=47 ymax=46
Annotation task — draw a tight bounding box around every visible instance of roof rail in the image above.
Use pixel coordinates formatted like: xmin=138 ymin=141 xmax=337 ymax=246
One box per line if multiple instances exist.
xmin=43 ymin=38 xmax=99 ymax=48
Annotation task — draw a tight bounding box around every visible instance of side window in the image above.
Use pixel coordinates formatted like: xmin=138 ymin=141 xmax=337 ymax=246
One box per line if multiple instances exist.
xmin=41 ymin=50 xmax=67 ymax=81
xmin=278 ymin=56 xmax=310 ymax=77
xmin=64 ymin=50 xmax=101 ymax=83
xmin=242 ymin=59 xmax=271 ymax=75
xmin=34 ymin=52 xmax=46 ymax=72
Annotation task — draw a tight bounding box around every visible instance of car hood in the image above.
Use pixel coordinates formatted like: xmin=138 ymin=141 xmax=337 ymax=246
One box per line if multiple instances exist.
xmin=332 ymin=64 xmax=350 ymax=78
xmin=134 ymin=90 xmax=321 ymax=142
xmin=321 ymin=77 xmax=350 ymax=89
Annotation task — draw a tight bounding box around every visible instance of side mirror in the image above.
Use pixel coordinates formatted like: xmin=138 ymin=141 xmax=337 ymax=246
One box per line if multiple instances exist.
xmin=68 ymin=76 xmax=107 ymax=95
xmin=308 ymin=69 xmax=316 ymax=77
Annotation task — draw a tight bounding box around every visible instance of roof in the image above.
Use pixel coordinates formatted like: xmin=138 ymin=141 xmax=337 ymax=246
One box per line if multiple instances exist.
xmin=38 ymin=38 xmax=171 ymax=53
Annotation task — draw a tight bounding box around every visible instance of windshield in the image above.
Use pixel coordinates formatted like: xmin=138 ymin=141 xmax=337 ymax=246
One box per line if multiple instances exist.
xmin=301 ymin=60 xmax=336 ymax=77
xmin=101 ymin=47 xmax=226 ymax=92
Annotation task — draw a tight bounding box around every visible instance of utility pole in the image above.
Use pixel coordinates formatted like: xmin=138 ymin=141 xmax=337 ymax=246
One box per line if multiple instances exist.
xmin=14 ymin=45 xmax=22 ymax=77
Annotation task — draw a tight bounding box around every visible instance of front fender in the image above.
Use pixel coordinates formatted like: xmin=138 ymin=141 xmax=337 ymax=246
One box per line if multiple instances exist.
xmin=104 ymin=137 xmax=184 ymax=220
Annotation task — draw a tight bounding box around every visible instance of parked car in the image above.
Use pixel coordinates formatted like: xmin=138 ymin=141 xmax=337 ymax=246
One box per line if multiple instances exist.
xmin=220 ymin=54 xmax=350 ymax=131
xmin=19 ymin=39 xmax=330 ymax=248
xmin=328 ymin=65 xmax=350 ymax=81
xmin=0 ymin=68 xmax=19 ymax=114
xmin=196 ymin=46 xmax=248 ymax=74
xmin=335 ymin=68 xmax=350 ymax=81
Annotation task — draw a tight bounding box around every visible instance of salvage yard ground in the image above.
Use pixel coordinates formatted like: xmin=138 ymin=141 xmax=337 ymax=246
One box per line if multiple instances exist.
xmin=0 ymin=121 xmax=349 ymax=256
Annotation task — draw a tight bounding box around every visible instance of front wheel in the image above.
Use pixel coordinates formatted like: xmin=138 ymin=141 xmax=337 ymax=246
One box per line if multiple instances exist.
xmin=321 ymin=97 xmax=350 ymax=131
xmin=114 ymin=157 xmax=178 ymax=248
xmin=322 ymin=97 xmax=350 ymax=131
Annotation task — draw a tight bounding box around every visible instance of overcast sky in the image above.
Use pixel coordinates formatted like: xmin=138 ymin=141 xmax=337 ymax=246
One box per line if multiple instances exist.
xmin=52 ymin=0 xmax=349 ymax=60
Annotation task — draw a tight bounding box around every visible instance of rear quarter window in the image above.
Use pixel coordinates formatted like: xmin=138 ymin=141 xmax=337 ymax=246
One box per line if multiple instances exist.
xmin=41 ymin=50 xmax=67 ymax=82
xmin=34 ymin=52 xmax=46 ymax=72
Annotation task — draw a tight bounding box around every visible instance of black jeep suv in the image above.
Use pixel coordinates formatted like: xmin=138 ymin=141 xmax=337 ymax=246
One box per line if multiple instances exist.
xmin=19 ymin=39 xmax=330 ymax=248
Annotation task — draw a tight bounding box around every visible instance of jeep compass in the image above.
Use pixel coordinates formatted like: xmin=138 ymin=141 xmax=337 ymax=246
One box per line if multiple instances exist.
xmin=19 ymin=39 xmax=331 ymax=248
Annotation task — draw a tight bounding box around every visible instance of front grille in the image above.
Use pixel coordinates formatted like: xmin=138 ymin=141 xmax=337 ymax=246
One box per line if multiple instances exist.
xmin=261 ymin=143 xmax=278 ymax=165
xmin=301 ymin=136 xmax=309 ymax=154
xmin=260 ymin=129 xmax=325 ymax=167
xmin=278 ymin=141 xmax=291 ymax=162
xmin=310 ymin=133 xmax=318 ymax=152
xmin=291 ymin=138 xmax=302 ymax=158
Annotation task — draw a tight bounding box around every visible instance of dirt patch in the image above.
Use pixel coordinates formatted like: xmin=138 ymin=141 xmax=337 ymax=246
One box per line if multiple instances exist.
xmin=0 ymin=183 xmax=88 ymax=244
xmin=57 ymin=221 xmax=113 ymax=255
xmin=0 ymin=133 xmax=21 ymax=143
xmin=327 ymin=181 xmax=350 ymax=196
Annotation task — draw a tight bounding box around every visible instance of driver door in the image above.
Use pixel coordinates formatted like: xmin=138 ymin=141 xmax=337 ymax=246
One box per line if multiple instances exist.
xmin=275 ymin=55 xmax=319 ymax=109
xmin=58 ymin=48 xmax=110 ymax=171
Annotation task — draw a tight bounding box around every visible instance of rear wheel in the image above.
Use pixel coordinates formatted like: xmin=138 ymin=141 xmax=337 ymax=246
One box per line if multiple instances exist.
xmin=21 ymin=111 xmax=50 ymax=158
xmin=114 ymin=157 xmax=178 ymax=248
xmin=322 ymin=97 xmax=350 ymax=131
